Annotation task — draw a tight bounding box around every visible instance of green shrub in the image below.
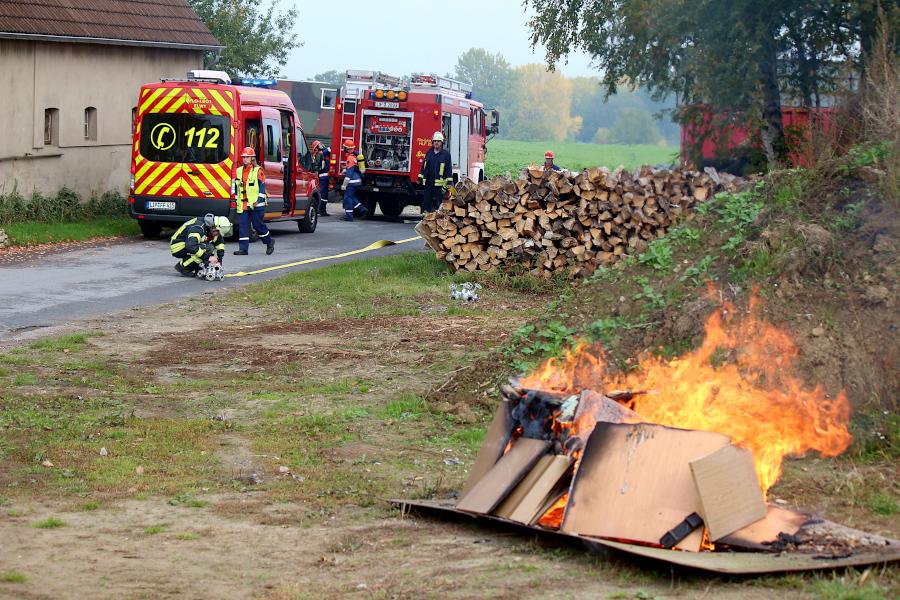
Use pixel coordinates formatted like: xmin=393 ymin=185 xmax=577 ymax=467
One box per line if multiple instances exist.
xmin=0 ymin=188 xmax=128 ymax=226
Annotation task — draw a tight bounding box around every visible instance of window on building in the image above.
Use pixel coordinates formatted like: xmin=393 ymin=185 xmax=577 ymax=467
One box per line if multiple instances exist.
xmin=84 ymin=107 xmax=98 ymax=141
xmin=320 ymin=88 xmax=337 ymax=109
xmin=44 ymin=108 xmax=59 ymax=146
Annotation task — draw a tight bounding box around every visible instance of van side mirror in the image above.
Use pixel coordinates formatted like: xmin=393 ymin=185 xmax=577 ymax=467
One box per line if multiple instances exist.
xmin=490 ymin=109 xmax=500 ymax=135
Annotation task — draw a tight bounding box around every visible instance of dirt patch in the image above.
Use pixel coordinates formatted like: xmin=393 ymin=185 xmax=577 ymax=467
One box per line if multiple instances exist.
xmin=0 ymin=497 xmax=806 ymax=600
xmin=0 ymin=236 xmax=135 ymax=265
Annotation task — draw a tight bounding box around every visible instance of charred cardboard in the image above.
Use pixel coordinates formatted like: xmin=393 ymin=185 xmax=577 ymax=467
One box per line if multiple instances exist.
xmin=561 ymin=422 xmax=731 ymax=551
xmin=393 ymin=498 xmax=900 ymax=575
xmin=690 ymin=445 xmax=767 ymax=540
xmin=456 ymin=437 xmax=549 ymax=514
xmin=460 ymin=398 xmax=513 ymax=497
xmin=494 ymin=454 xmax=573 ymax=524
xmin=719 ymin=505 xmax=812 ymax=550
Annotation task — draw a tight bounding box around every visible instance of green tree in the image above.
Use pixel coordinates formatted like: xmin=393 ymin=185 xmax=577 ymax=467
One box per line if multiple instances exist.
xmin=452 ymin=48 xmax=517 ymax=111
xmin=188 ymin=0 xmax=300 ymax=78
xmin=526 ymin=0 xmax=866 ymax=165
xmin=506 ymin=64 xmax=581 ymax=141
xmin=609 ymin=108 xmax=663 ymax=144
xmin=311 ymin=70 xmax=347 ymax=86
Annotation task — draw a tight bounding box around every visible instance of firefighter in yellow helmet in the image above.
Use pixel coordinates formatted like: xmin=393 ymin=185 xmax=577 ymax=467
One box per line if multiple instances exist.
xmin=232 ymin=146 xmax=274 ymax=255
xmin=417 ymin=131 xmax=452 ymax=212
xmin=169 ymin=213 xmax=231 ymax=277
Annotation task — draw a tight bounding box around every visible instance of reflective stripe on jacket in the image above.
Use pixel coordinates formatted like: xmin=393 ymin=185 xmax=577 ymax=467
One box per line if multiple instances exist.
xmin=418 ymin=148 xmax=453 ymax=188
xmin=169 ymin=218 xmax=224 ymax=264
xmin=345 ymin=165 xmax=362 ymax=189
xmin=233 ymin=165 xmax=266 ymax=213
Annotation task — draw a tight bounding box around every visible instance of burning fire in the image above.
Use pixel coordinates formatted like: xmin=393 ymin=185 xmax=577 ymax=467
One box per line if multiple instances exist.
xmin=520 ymin=292 xmax=852 ymax=494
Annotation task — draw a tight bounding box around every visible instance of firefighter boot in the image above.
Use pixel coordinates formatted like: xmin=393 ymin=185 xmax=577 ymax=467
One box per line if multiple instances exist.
xmin=266 ymin=239 xmax=275 ymax=255
xmin=319 ymin=199 xmax=330 ymax=216
xmin=175 ymin=262 xmax=195 ymax=277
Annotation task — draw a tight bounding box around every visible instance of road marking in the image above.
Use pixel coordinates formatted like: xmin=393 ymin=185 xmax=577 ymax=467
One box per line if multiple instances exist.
xmin=225 ymin=236 xmax=423 ymax=278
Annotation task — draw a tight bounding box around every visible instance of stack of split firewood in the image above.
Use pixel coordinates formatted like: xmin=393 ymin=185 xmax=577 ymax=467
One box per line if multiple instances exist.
xmin=416 ymin=165 xmax=733 ymax=278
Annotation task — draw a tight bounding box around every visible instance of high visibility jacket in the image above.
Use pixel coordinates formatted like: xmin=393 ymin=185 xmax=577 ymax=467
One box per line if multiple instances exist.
xmin=233 ymin=165 xmax=266 ymax=213
xmin=418 ymin=148 xmax=453 ymax=188
xmin=169 ymin=218 xmax=224 ymax=265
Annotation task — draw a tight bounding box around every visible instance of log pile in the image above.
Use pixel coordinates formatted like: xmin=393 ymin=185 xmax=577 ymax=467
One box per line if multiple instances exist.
xmin=416 ymin=165 xmax=732 ymax=278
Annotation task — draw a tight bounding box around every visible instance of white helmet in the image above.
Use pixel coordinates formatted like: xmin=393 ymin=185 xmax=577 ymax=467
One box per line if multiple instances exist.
xmin=213 ymin=216 xmax=233 ymax=238
xmin=432 ymin=131 xmax=445 ymax=142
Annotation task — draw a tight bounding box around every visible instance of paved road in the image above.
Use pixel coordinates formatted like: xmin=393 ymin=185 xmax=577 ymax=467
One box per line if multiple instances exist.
xmin=0 ymin=215 xmax=421 ymax=339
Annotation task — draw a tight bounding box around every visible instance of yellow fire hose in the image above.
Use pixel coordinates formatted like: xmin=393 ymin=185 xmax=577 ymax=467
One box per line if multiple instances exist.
xmin=224 ymin=236 xmax=422 ymax=278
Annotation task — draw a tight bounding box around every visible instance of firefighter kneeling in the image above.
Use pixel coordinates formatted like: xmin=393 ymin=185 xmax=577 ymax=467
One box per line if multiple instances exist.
xmin=418 ymin=131 xmax=453 ymax=213
xmin=170 ymin=213 xmax=232 ymax=279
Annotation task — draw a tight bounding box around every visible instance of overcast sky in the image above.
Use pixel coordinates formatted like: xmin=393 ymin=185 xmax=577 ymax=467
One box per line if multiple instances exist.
xmin=282 ymin=0 xmax=597 ymax=81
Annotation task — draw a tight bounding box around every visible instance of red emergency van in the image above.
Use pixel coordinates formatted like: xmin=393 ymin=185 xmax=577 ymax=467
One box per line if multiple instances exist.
xmin=129 ymin=70 xmax=319 ymax=237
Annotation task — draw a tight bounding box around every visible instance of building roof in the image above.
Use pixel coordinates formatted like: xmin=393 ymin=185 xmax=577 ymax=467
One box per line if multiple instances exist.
xmin=0 ymin=0 xmax=221 ymax=50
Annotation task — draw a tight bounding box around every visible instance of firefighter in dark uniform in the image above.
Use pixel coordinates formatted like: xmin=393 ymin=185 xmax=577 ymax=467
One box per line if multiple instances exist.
xmin=311 ymin=140 xmax=331 ymax=216
xmin=169 ymin=213 xmax=231 ymax=276
xmin=341 ymin=154 xmax=368 ymax=221
xmin=418 ymin=131 xmax=453 ymax=212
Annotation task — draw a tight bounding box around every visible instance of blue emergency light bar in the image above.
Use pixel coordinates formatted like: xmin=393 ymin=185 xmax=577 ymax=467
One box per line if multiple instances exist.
xmin=236 ymin=78 xmax=277 ymax=88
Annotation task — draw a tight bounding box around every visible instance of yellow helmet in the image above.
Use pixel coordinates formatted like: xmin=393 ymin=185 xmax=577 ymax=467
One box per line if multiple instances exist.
xmin=213 ymin=216 xmax=232 ymax=238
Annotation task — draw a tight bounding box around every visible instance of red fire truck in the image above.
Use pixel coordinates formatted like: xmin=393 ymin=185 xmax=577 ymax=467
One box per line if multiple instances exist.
xmin=329 ymin=70 xmax=499 ymax=217
xmin=129 ymin=70 xmax=320 ymax=238
xmin=680 ymin=105 xmax=835 ymax=172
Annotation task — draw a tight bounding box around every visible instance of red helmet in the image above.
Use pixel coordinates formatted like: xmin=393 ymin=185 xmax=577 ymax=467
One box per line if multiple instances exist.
xmin=544 ymin=150 xmax=554 ymax=160
xmin=345 ymin=154 xmax=358 ymax=167
xmin=311 ymin=140 xmax=322 ymax=151
xmin=240 ymin=146 xmax=255 ymax=158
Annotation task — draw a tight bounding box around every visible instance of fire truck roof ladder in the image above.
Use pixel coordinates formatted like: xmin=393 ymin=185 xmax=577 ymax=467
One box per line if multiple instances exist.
xmin=410 ymin=74 xmax=473 ymax=98
xmin=345 ymin=69 xmax=404 ymax=88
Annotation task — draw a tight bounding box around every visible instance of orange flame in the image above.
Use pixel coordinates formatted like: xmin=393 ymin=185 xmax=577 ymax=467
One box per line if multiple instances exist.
xmin=520 ymin=293 xmax=852 ymax=494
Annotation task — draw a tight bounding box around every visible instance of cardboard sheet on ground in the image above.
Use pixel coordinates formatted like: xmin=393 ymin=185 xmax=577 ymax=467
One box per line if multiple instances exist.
xmin=460 ymin=399 xmax=513 ymax=497
xmin=690 ymin=445 xmax=767 ymax=540
xmin=393 ymin=498 xmax=900 ymax=575
xmin=494 ymin=454 xmax=573 ymax=523
xmin=561 ymin=422 xmax=730 ymax=551
xmin=456 ymin=437 xmax=549 ymax=514
xmin=719 ymin=505 xmax=811 ymax=550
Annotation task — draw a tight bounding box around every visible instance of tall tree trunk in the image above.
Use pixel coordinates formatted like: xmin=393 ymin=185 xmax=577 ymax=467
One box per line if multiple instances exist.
xmin=758 ymin=35 xmax=788 ymax=167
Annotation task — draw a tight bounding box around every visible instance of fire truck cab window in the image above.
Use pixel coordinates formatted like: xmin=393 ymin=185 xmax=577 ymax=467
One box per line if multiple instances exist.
xmin=296 ymin=128 xmax=312 ymax=171
xmin=263 ymin=119 xmax=281 ymax=163
xmin=139 ymin=113 xmax=229 ymax=164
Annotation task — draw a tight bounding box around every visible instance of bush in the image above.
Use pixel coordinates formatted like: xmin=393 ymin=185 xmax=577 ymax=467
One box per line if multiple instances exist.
xmin=0 ymin=188 xmax=128 ymax=226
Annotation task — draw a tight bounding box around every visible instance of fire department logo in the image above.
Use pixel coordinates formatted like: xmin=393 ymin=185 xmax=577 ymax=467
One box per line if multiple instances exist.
xmin=150 ymin=123 xmax=177 ymax=151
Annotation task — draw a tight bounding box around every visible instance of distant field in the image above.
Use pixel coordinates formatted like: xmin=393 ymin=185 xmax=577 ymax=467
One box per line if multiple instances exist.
xmin=484 ymin=140 xmax=678 ymax=178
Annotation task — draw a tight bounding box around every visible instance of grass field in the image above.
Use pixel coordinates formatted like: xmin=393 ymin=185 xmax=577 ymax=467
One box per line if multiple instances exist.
xmin=3 ymin=218 xmax=138 ymax=246
xmin=484 ymin=139 xmax=679 ymax=178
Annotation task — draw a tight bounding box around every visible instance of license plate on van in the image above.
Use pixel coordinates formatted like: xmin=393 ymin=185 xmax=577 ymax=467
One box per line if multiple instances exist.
xmin=147 ymin=201 xmax=176 ymax=210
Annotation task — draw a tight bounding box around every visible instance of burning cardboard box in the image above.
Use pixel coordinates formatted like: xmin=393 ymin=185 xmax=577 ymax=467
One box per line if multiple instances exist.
xmin=395 ymin=296 xmax=900 ymax=574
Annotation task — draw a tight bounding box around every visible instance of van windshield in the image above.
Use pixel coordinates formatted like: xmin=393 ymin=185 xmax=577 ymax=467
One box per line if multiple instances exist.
xmin=140 ymin=113 xmax=230 ymax=164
